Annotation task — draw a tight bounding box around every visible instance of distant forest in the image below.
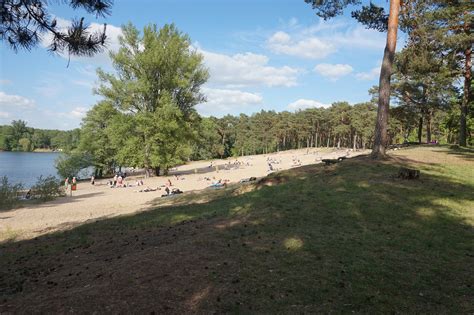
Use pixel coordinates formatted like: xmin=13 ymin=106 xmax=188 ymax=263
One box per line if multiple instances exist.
xmin=0 ymin=120 xmax=80 ymax=152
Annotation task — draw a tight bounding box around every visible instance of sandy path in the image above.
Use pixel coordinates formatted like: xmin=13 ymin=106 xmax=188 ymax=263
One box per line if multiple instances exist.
xmin=0 ymin=148 xmax=369 ymax=240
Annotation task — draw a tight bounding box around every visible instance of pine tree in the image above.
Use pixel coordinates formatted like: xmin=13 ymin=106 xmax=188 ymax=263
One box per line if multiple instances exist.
xmin=1 ymin=0 xmax=112 ymax=58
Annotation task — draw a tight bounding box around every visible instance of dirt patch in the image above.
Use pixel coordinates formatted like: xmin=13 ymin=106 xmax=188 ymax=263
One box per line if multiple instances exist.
xmin=256 ymin=175 xmax=289 ymax=188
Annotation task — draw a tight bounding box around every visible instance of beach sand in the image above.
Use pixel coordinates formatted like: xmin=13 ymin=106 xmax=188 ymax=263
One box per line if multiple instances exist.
xmin=0 ymin=148 xmax=369 ymax=241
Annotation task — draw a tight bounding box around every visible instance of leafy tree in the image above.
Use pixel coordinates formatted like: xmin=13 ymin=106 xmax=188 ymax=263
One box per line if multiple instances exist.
xmin=78 ymin=101 xmax=119 ymax=177
xmin=96 ymin=23 xmax=208 ymax=176
xmin=55 ymin=152 xmax=92 ymax=179
xmin=192 ymin=117 xmax=225 ymax=160
xmin=1 ymin=0 xmax=112 ymax=58
xmin=18 ymin=137 xmax=32 ymax=151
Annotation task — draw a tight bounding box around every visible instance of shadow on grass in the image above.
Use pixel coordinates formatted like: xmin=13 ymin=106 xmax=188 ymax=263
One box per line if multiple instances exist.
xmin=0 ymin=153 xmax=473 ymax=313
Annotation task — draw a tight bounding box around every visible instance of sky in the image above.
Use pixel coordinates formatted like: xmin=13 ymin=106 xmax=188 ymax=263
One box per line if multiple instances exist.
xmin=0 ymin=0 xmax=402 ymax=130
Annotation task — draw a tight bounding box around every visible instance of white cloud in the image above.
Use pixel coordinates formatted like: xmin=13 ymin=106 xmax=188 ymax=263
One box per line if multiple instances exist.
xmin=72 ymin=79 xmax=94 ymax=89
xmin=267 ymin=31 xmax=335 ymax=59
xmin=355 ymin=66 xmax=380 ymax=81
xmin=0 ymin=111 xmax=10 ymax=118
xmin=265 ymin=20 xmax=386 ymax=60
xmin=197 ymin=88 xmax=263 ymax=116
xmin=70 ymin=107 xmax=89 ymax=118
xmin=200 ymin=49 xmax=299 ymax=88
xmin=0 ymin=91 xmax=36 ymax=109
xmin=330 ymin=26 xmax=386 ymax=50
xmin=314 ymin=63 xmax=353 ymax=81
xmin=288 ymin=99 xmax=330 ymax=111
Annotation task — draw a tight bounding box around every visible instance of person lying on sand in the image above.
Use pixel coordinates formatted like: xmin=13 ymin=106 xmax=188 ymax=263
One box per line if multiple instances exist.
xmin=161 ymin=187 xmax=183 ymax=197
xmin=136 ymin=186 xmax=158 ymax=192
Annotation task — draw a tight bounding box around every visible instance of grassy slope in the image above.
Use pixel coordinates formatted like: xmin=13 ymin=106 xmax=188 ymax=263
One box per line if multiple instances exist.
xmin=0 ymin=146 xmax=473 ymax=313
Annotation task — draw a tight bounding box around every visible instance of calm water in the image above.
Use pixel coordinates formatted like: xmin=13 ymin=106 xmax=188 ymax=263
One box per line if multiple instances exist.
xmin=0 ymin=152 xmax=61 ymax=187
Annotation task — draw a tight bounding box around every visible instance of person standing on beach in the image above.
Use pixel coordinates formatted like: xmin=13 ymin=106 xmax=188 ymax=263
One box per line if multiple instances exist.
xmin=90 ymin=176 xmax=95 ymax=185
xmin=72 ymin=177 xmax=77 ymax=191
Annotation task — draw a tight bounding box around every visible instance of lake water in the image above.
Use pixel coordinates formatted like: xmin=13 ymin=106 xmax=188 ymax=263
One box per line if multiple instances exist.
xmin=0 ymin=152 xmax=62 ymax=187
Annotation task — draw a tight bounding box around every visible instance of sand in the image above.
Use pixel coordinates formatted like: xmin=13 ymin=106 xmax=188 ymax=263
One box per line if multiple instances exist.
xmin=0 ymin=148 xmax=369 ymax=241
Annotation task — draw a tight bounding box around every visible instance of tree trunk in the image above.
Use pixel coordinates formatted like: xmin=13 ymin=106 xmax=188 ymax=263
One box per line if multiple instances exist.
xmin=426 ymin=110 xmax=432 ymax=143
xmin=371 ymin=0 xmax=400 ymax=158
xmin=353 ymin=134 xmax=357 ymax=150
xmin=460 ymin=19 xmax=471 ymax=146
xmin=418 ymin=115 xmax=423 ymax=144
xmin=144 ymin=141 xmax=151 ymax=178
xmin=154 ymin=166 xmax=160 ymax=176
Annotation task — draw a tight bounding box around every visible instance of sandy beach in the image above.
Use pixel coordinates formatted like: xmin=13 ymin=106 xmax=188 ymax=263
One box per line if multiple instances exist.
xmin=0 ymin=148 xmax=369 ymax=241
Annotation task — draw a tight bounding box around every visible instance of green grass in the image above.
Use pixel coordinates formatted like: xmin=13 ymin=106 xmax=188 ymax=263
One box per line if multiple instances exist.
xmin=0 ymin=146 xmax=473 ymax=313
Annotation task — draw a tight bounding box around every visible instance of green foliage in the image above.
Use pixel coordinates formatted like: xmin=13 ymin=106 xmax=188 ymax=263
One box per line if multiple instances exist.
xmin=31 ymin=175 xmax=64 ymax=201
xmin=192 ymin=118 xmax=225 ymax=160
xmin=0 ymin=176 xmax=22 ymax=210
xmin=55 ymin=152 xmax=92 ymax=179
xmin=18 ymin=137 xmax=32 ymax=151
xmin=0 ymin=121 xmax=80 ymax=152
xmin=197 ymin=102 xmax=381 ymax=159
xmin=78 ymin=101 xmax=119 ymax=176
xmin=94 ymin=22 xmax=208 ymax=174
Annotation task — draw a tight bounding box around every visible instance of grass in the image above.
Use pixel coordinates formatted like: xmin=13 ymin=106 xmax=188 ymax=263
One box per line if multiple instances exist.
xmin=0 ymin=146 xmax=473 ymax=313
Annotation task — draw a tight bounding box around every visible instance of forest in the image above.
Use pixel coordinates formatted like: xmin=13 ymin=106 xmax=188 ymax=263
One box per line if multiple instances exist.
xmin=0 ymin=120 xmax=80 ymax=152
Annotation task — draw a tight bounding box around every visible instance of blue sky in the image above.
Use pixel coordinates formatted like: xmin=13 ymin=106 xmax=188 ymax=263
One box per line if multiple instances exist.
xmin=0 ymin=0 xmax=399 ymax=130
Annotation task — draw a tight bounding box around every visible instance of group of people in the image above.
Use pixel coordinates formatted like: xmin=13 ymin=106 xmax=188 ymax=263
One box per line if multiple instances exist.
xmin=64 ymin=176 xmax=77 ymax=193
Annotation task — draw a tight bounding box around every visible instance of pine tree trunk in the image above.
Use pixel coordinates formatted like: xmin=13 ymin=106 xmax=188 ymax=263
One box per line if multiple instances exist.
xmin=144 ymin=141 xmax=151 ymax=178
xmin=460 ymin=20 xmax=471 ymax=146
xmin=371 ymin=0 xmax=400 ymax=158
xmin=353 ymin=134 xmax=357 ymax=150
xmin=426 ymin=110 xmax=432 ymax=143
xmin=418 ymin=116 xmax=423 ymax=144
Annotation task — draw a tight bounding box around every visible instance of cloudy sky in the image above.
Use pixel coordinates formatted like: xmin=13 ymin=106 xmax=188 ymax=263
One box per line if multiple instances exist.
xmin=0 ymin=0 xmax=400 ymax=130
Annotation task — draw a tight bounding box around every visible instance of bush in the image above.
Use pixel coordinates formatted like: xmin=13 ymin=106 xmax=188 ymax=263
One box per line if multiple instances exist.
xmin=0 ymin=176 xmax=23 ymax=210
xmin=55 ymin=152 xmax=92 ymax=179
xmin=31 ymin=175 xmax=64 ymax=201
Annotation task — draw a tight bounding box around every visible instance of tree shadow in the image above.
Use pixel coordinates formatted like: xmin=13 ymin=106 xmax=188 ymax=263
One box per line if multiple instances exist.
xmin=0 ymin=154 xmax=473 ymax=313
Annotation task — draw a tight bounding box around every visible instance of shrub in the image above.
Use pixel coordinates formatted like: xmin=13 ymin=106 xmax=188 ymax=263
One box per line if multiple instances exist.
xmin=55 ymin=152 xmax=92 ymax=179
xmin=0 ymin=176 xmax=23 ymax=210
xmin=31 ymin=175 xmax=64 ymax=201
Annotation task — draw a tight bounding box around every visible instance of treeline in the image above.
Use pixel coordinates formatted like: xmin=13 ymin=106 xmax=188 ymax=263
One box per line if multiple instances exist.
xmin=0 ymin=120 xmax=80 ymax=152
xmin=195 ymin=102 xmax=377 ymax=159
xmin=194 ymin=98 xmax=460 ymax=160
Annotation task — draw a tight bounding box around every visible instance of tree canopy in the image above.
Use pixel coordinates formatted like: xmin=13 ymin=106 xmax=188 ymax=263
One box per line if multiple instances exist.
xmin=92 ymin=23 xmax=209 ymax=176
